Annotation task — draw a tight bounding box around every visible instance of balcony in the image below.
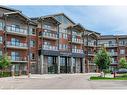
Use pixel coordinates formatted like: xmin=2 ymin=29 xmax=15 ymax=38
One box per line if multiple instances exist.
xmin=43 ymin=45 xmax=58 ymax=51
xmin=42 ymin=32 xmax=58 ymax=40
xmin=10 ymin=56 xmax=28 ymax=62
xmin=72 ymin=49 xmax=84 ymax=53
xmin=43 ymin=26 xmax=57 ymax=32
xmin=85 ymin=51 xmax=94 ymax=56
xmin=109 ymin=52 xmax=118 ymax=56
xmin=7 ymin=41 xmax=28 ymax=49
xmin=6 ymin=25 xmax=27 ymax=36
xmin=104 ymin=44 xmax=117 ymax=47
xmin=72 ymin=38 xmax=83 ymax=44
xmin=85 ymin=42 xmax=96 ymax=47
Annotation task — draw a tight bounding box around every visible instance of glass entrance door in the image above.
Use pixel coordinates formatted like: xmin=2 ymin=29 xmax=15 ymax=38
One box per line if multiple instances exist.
xmin=48 ymin=57 xmax=58 ymax=74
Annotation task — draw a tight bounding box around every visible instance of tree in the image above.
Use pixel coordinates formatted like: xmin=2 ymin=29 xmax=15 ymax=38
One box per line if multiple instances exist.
xmin=119 ymin=57 xmax=127 ymax=69
xmin=0 ymin=53 xmax=11 ymax=76
xmin=94 ymin=47 xmax=111 ymax=77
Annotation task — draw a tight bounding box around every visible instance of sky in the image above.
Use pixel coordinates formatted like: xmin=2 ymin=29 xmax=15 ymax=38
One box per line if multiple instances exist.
xmin=10 ymin=6 xmax=127 ymax=35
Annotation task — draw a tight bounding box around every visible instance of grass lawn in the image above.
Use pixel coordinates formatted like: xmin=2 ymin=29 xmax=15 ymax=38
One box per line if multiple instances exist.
xmin=90 ymin=74 xmax=127 ymax=80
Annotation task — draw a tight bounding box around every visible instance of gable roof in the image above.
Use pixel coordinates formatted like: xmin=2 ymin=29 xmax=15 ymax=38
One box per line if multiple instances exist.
xmin=51 ymin=13 xmax=75 ymax=24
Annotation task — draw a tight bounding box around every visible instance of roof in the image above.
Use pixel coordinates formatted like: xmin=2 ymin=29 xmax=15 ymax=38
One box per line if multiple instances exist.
xmin=31 ymin=13 xmax=76 ymax=25
xmin=0 ymin=5 xmax=21 ymax=12
xmin=51 ymin=13 xmax=75 ymax=24
xmin=85 ymin=29 xmax=101 ymax=35
xmin=100 ymin=35 xmax=127 ymax=39
xmin=4 ymin=11 xmax=30 ymax=21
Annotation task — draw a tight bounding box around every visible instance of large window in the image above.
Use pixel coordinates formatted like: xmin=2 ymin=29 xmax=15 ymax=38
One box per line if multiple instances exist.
xmin=11 ymin=52 xmax=20 ymax=61
xmin=11 ymin=38 xmax=20 ymax=46
xmin=60 ymin=57 xmax=65 ymax=66
xmin=48 ymin=57 xmax=53 ymax=64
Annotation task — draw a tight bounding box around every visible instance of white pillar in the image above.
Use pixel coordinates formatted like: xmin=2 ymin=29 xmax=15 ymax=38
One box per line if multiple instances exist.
xmin=71 ymin=57 xmax=74 ymax=73
xmin=40 ymin=55 xmax=44 ymax=74
xmin=57 ymin=56 xmax=60 ymax=74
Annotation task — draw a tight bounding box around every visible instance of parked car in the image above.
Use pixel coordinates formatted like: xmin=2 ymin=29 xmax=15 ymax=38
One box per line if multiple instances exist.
xmin=111 ymin=69 xmax=127 ymax=74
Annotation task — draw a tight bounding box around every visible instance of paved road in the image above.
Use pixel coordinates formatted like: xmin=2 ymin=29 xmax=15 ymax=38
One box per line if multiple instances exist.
xmin=0 ymin=73 xmax=127 ymax=89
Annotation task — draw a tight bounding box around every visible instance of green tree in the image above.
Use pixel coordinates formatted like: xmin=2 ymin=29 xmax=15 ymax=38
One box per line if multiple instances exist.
xmin=94 ymin=47 xmax=111 ymax=77
xmin=119 ymin=57 xmax=127 ymax=69
xmin=0 ymin=53 xmax=11 ymax=76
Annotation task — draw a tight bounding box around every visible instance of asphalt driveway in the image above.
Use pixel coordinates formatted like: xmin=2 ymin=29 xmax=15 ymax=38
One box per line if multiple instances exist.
xmin=0 ymin=73 xmax=127 ymax=89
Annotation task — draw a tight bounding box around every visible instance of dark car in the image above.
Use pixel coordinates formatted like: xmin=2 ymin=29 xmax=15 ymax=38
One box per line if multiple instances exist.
xmin=111 ymin=69 xmax=127 ymax=74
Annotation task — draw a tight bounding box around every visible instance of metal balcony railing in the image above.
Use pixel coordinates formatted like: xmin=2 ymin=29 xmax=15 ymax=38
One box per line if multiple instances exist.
xmin=11 ymin=56 xmax=27 ymax=62
xmin=7 ymin=41 xmax=28 ymax=48
xmin=109 ymin=52 xmax=118 ymax=56
xmin=43 ymin=32 xmax=58 ymax=39
xmin=43 ymin=45 xmax=58 ymax=51
xmin=72 ymin=49 xmax=84 ymax=53
xmin=6 ymin=25 xmax=27 ymax=35
xmin=72 ymin=38 xmax=83 ymax=44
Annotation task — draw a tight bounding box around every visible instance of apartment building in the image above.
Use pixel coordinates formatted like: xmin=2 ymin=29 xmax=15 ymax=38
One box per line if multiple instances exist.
xmin=84 ymin=30 xmax=100 ymax=72
xmin=1 ymin=6 xmax=127 ymax=75
xmin=0 ymin=6 xmax=37 ymax=75
xmin=31 ymin=13 xmax=85 ymax=74
xmin=98 ymin=35 xmax=127 ymax=71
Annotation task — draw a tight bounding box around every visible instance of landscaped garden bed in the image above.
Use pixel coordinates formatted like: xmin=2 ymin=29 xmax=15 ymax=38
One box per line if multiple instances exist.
xmin=90 ymin=74 xmax=127 ymax=80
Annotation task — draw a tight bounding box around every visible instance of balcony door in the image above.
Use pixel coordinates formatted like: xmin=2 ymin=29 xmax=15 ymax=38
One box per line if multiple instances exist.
xmin=11 ymin=52 xmax=20 ymax=61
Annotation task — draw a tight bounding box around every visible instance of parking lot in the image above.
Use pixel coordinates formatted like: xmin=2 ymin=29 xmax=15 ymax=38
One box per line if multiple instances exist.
xmin=0 ymin=73 xmax=127 ymax=89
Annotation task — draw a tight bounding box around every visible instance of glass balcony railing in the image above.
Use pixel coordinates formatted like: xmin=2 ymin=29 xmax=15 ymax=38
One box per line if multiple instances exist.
xmin=43 ymin=32 xmax=58 ymax=39
xmin=72 ymin=38 xmax=83 ymax=44
xmin=6 ymin=25 xmax=27 ymax=35
xmin=72 ymin=49 xmax=84 ymax=53
xmin=43 ymin=45 xmax=58 ymax=51
xmin=11 ymin=56 xmax=27 ymax=62
xmin=7 ymin=41 xmax=28 ymax=48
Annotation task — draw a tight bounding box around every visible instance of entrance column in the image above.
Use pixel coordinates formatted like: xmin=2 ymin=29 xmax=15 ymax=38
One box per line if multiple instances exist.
xmin=40 ymin=55 xmax=44 ymax=74
xmin=71 ymin=57 xmax=74 ymax=73
xmin=57 ymin=56 xmax=60 ymax=74
xmin=11 ymin=65 xmax=15 ymax=77
xmin=75 ymin=58 xmax=78 ymax=73
xmin=82 ymin=58 xmax=85 ymax=73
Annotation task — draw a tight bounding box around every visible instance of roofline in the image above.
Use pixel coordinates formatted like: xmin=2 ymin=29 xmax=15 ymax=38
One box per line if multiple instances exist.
xmin=85 ymin=29 xmax=101 ymax=35
xmin=0 ymin=5 xmax=21 ymax=12
xmin=3 ymin=11 xmax=31 ymax=21
xmin=49 ymin=13 xmax=75 ymax=24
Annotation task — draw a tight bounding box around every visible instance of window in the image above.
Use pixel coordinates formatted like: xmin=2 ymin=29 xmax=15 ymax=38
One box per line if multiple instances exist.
xmin=30 ymin=28 xmax=36 ymax=35
xmin=30 ymin=40 xmax=36 ymax=47
xmin=11 ymin=38 xmax=20 ymax=46
xmin=30 ymin=53 xmax=35 ymax=60
xmin=0 ymin=36 xmax=2 ymax=43
xmin=43 ymin=24 xmax=51 ymax=30
xmin=60 ymin=57 xmax=65 ymax=66
xmin=62 ymin=33 xmax=68 ymax=39
xmin=48 ymin=57 xmax=53 ymax=64
xmin=120 ymin=49 xmax=125 ymax=54
xmin=11 ymin=52 xmax=20 ymax=61
xmin=11 ymin=24 xmax=20 ymax=32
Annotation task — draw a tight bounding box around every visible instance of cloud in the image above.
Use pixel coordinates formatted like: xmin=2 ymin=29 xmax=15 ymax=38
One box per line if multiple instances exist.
xmin=10 ymin=6 xmax=127 ymax=35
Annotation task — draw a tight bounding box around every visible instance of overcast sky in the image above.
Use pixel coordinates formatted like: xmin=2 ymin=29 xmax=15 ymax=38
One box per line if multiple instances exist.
xmin=10 ymin=6 xmax=127 ymax=35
